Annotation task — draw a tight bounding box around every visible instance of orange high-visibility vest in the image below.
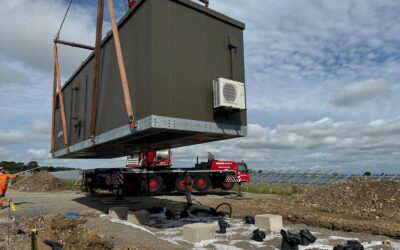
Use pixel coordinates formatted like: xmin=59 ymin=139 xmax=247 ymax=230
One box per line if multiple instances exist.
xmin=0 ymin=174 xmax=16 ymax=194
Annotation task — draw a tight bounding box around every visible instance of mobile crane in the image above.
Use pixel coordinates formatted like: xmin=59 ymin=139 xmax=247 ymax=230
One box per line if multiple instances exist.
xmin=82 ymin=150 xmax=250 ymax=195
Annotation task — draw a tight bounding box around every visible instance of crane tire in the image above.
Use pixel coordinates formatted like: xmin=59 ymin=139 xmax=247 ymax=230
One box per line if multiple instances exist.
xmin=221 ymin=181 xmax=235 ymax=190
xmin=175 ymin=176 xmax=186 ymax=192
xmin=145 ymin=174 xmax=164 ymax=194
xmin=193 ymin=175 xmax=210 ymax=192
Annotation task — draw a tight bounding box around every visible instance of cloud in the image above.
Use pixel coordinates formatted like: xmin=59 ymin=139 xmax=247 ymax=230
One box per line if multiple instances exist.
xmin=332 ymin=79 xmax=390 ymax=106
xmin=26 ymin=149 xmax=48 ymax=160
xmin=0 ymin=120 xmax=50 ymax=146
xmin=172 ymin=117 xmax=400 ymax=171
xmin=0 ymin=130 xmax=24 ymax=145
xmin=0 ymin=60 xmax=30 ymax=85
xmin=209 ymin=1 xmax=400 ymax=124
xmin=31 ymin=120 xmax=51 ymax=142
xmin=0 ymin=0 xmax=95 ymax=77
xmin=304 ymin=152 xmax=334 ymax=160
xmin=0 ymin=147 xmax=14 ymax=160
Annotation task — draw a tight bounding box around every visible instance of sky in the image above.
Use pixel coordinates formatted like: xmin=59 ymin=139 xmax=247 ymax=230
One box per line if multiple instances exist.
xmin=0 ymin=0 xmax=399 ymax=174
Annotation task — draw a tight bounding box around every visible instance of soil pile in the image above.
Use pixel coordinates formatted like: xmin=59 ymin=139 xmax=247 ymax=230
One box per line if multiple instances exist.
xmin=0 ymin=214 xmax=114 ymax=250
xmin=198 ymin=179 xmax=400 ymax=238
xmin=11 ymin=171 xmax=72 ymax=192
xmin=48 ymin=214 xmax=114 ymax=250
xmin=295 ymin=178 xmax=400 ymax=220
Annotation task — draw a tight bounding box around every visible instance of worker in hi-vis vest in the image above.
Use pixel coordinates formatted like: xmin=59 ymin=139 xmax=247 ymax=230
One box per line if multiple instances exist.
xmin=0 ymin=167 xmax=16 ymax=206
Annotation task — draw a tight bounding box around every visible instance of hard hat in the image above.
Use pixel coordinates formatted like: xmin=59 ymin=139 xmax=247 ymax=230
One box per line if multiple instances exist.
xmin=0 ymin=167 xmax=4 ymax=171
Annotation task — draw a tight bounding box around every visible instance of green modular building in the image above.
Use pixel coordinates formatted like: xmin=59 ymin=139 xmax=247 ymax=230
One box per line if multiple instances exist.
xmin=53 ymin=0 xmax=247 ymax=158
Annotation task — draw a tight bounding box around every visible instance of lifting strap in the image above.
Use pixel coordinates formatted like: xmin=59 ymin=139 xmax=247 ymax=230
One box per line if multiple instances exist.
xmin=53 ymin=43 xmax=69 ymax=147
xmin=107 ymin=0 xmax=137 ymax=129
xmin=52 ymin=0 xmax=137 ymax=151
xmin=51 ymin=53 xmax=57 ymax=153
xmin=51 ymin=0 xmax=73 ymax=152
xmin=90 ymin=0 xmax=104 ymax=141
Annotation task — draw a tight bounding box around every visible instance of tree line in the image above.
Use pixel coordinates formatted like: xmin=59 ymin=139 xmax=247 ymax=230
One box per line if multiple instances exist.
xmin=0 ymin=161 xmax=78 ymax=174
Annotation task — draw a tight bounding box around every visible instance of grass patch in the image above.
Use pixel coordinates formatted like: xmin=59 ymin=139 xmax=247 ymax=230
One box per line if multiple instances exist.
xmin=62 ymin=179 xmax=82 ymax=190
xmin=233 ymin=183 xmax=297 ymax=196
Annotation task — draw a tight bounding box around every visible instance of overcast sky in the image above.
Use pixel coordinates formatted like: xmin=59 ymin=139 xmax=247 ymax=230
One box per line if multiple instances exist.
xmin=0 ymin=0 xmax=399 ymax=174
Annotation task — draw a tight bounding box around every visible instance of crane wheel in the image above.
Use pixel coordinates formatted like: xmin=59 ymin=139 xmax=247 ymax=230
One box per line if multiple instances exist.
xmin=193 ymin=175 xmax=210 ymax=192
xmin=175 ymin=177 xmax=186 ymax=192
xmin=145 ymin=174 xmax=164 ymax=194
xmin=123 ymin=176 xmax=141 ymax=196
xmin=221 ymin=181 xmax=235 ymax=190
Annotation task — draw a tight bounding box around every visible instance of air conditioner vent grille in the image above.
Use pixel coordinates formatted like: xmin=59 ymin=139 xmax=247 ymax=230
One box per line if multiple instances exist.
xmin=223 ymin=83 xmax=237 ymax=103
xmin=213 ymin=78 xmax=246 ymax=110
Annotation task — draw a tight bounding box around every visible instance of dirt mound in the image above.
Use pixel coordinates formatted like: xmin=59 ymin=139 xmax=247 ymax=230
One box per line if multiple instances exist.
xmin=48 ymin=214 xmax=113 ymax=250
xmin=11 ymin=171 xmax=72 ymax=192
xmin=198 ymin=179 xmax=400 ymax=238
xmin=0 ymin=214 xmax=114 ymax=250
xmin=295 ymin=178 xmax=400 ymax=221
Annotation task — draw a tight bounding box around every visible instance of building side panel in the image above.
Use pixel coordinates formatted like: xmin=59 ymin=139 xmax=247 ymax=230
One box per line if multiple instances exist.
xmin=168 ymin=2 xmax=207 ymax=121
xmin=204 ymin=15 xmax=247 ymax=125
xmin=151 ymin=0 xmax=246 ymax=125
xmin=150 ymin=0 xmax=172 ymax=118
xmin=97 ymin=1 xmax=152 ymax=135
xmin=65 ymin=61 xmax=91 ymax=147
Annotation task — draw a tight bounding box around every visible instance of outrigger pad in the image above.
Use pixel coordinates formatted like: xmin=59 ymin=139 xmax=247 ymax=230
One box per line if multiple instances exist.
xmin=299 ymin=229 xmax=316 ymax=246
xmin=244 ymin=215 xmax=255 ymax=224
xmin=251 ymin=228 xmax=266 ymax=242
xmin=218 ymin=219 xmax=230 ymax=234
xmin=280 ymin=229 xmax=301 ymax=250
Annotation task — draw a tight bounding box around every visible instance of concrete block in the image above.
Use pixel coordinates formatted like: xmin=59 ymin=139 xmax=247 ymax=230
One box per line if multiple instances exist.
xmin=255 ymin=214 xmax=283 ymax=232
xmin=166 ymin=202 xmax=185 ymax=215
xmin=109 ymin=207 xmax=129 ymax=220
xmin=127 ymin=210 xmax=150 ymax=225
xmin=182 ymin=223 xmax=215 ymax=243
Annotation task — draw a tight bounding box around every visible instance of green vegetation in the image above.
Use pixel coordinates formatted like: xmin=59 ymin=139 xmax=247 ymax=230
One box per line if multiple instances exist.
xmin=0 ymin=161 xmax=78 ymax=174
xmin=62 ymin=179 xmax=82 ymax=190
xmin=233 ymin=182 xmax=297 ymax=196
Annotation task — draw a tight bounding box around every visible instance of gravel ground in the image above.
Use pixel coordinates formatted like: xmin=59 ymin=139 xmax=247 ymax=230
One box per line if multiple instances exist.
xmin=1 ymin=191 xmax=400 ymax=249
xmin=188 ymin=182 xmax=400 ymax=239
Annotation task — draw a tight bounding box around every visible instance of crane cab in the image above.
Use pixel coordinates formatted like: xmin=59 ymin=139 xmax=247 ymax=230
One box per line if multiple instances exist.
xmin=127 ymin=149 xmax=171 ymax=168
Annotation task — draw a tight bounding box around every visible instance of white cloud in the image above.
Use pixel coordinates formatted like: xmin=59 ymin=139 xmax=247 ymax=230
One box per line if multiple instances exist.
xmin=0 ymin=130 xmax=24 ymax=145
xmin=0 ymin=60 xmax=30 ymax=85
xmin=210 ymin=1 xmax=400 ymax=124
xmin=332 ymin=79 xmax=389 ymax=106
xmin=32 ymin=120 xmax=49 ymax=134
xmin=173 ymin=117 xmax=400 ymax=171
xmin=0 ymin=0 xmax=95 ymax=76
xmin=26 ymin=149 xmax=48 ymax=160
xmin=304 ymin=152 xmax=334 ymax=160
xmin=0 ymin=120 xmax=50 ymax=146
xmin=0 ymin=147 xmax=14 ymax=160
xmin=31 ymin=120 xmax=50 ymax=142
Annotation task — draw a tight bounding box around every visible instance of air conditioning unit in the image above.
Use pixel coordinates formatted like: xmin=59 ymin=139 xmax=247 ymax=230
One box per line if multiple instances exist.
xmin=213 ymin=78 xmax=246 ymax=110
